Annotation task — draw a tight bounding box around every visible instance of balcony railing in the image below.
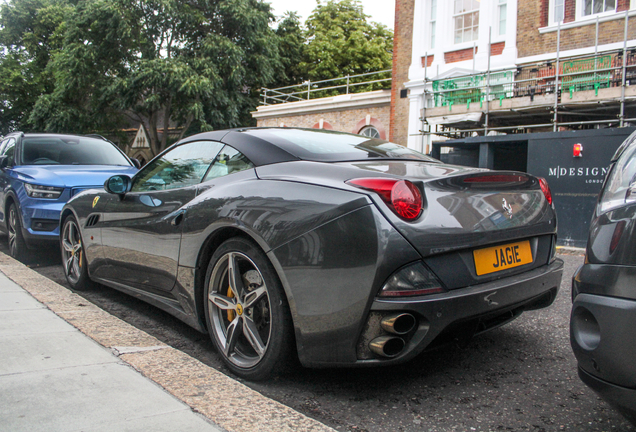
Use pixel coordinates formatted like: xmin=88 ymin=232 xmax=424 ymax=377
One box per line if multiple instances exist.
xmin=429 ymin=48 xmax=636 ymax=111
xmin=259 ymin=69 xmax=392 ymax=106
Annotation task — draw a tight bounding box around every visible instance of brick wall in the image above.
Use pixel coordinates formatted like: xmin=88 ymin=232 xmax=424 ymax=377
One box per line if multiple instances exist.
xmin=564 ymin=0 xmax=575 ymax=23
xmin=518 ymin=0 xmax=636 ymax=58
xmin=421 ymin=55 xmax=434 ymax=67
xmin=445 ymin=47 xmax=476 ymax=63
xmin=491 ymin=42 xmax=505 ymax=56
xmin=256 ymin=105 xmax=391 ymax=139
xmin=539 ymin=0 xmax=549 ymax=27
xmin=389 ymin=0 xmax=415 ymax=145
xmin=618 ymin=0 xmax=630 ymax=12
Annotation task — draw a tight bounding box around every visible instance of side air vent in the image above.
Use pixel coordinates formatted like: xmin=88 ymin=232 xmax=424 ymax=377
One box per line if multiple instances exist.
xmin=85 ymin=214 xmax=100 ymax=227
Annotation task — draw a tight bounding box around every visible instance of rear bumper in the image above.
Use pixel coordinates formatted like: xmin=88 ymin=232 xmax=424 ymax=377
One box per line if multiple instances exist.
xmin=579 ymin=367 xmax=636 ymax=424
xmin=571 ymin=265 xmax=636 ymax=422
xmin=344 ymin=258 xmax=564 ymax=367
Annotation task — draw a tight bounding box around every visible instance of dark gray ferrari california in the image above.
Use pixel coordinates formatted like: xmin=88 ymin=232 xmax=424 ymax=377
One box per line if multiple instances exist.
xmin=60 ymin=128 xmax=564 ymax=380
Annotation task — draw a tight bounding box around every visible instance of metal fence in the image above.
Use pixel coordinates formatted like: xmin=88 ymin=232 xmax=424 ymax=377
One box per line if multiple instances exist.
xmin=259 ymin=70 xmax=392 ymax=106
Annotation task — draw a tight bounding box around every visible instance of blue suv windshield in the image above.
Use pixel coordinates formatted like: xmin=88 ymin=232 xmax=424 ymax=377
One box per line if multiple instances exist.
xmin=21 ymin=136 xmax=131 ymax=166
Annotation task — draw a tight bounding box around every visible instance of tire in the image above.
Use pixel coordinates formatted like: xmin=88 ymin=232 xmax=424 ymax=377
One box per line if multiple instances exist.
xmin=60 ymin=215 xmax=94 ymax=290
xmin=204 ymin=237 xmax=293 ymax=381
xmin=7 ymin=203 xmax=29 ymax=261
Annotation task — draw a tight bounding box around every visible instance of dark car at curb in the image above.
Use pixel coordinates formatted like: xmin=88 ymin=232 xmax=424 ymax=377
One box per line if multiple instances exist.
xmin=0 ymin=132 xmax=138 ymax=260
xmin=60 ymin=127 xmax=564 ymax=380
xmin=571 ymin=130 xmax=636 ymax=424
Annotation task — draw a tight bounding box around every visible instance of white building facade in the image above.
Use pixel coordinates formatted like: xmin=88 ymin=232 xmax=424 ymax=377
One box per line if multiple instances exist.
xmin=403 ymin=0 xmax=636 ymax=153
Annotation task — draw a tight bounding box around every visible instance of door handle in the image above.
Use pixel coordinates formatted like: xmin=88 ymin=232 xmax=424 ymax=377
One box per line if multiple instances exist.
xmin=171 ymin=211 xmax=185 ymax=226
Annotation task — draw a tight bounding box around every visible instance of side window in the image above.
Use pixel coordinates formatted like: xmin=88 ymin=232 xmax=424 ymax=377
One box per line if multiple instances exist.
xmin=202 ymin=145 xmax=254 ymax=182
xmin=0 ymin=139 xmax=8 ymax=155
xmin=3 ymin=139 xmax=16 ymax=166
xmin=131 ymin=140 xmax=224 ymax=192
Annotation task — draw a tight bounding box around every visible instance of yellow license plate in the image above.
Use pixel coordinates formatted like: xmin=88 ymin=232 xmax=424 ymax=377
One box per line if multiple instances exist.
xmin=473 ymin=240 xmax=533 ymax=276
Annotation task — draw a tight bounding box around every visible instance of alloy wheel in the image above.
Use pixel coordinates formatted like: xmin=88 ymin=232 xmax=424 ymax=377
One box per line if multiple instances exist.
xmin=208 ymin=251 xmax=272 ymax=369
xmin=61 ymin=219 xmax=83 ymax=285
xmin=7 ymin=206 xmax=18 ymax=256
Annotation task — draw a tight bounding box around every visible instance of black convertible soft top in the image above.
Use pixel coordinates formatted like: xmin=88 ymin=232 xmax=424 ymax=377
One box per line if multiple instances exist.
xmin=178 ymin=127 xmax=440 ymax=166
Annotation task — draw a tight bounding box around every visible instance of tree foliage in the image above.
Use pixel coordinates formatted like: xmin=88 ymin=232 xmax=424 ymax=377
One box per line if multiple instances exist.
xmin=2 ymin=0 xmax=284 ymax=155
xmin=271 ymin=12 xmax=305 ymax=90
xmin=0 ymin=0 xmax=72 ymax=135
xmin=0 ymin=0 xmax=393 ymax=154
xmin=34 ymin=0 xmax=284 ymax=155
xmin=300 ymin=0 xmax=393 ymax=83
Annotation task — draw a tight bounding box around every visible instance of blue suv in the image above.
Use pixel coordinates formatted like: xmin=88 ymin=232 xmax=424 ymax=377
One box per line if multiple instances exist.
xmin=0 ymin=133 xmax=139 ymax=260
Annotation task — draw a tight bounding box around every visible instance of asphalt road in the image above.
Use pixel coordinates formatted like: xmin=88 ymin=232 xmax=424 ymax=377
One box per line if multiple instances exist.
xmin=6 ymin=237 xmax=634 ymax=432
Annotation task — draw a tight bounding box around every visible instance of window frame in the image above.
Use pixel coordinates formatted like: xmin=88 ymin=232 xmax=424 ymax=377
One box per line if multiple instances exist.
xmin=453 ymin=0 xmax=480 ymax=45
xmin=201 ymin=145 xmax=255 ymax=183
xmin=130 ymin=140 xmax=225 ymax=193
xmin=3 ymin=138 xmax=16 ymax=167
xmin=549 ymin=0 xmax=565 ymax=25
xmin=498 ymin=0 xmax=508 ymax=36
xmin=358 ymin=126 xmax=381 ymax=139
xmin=580 ymin=0 xmax=617 ymax=18
xmin=429 ymin=0 xmax=437 ymax=50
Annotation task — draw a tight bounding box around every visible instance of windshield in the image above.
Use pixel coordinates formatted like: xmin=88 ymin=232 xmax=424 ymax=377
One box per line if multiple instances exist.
xmin=21 ymin=136 xmax=131 ymax=166
xmin=248 ymin=128 xmax=440 ymax=163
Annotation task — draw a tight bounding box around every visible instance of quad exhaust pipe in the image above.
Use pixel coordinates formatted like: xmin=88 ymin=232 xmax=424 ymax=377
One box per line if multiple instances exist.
xmin=381 ymin=313 xmax=416 ymax=335
xmin=368 ymin=313 xmax=417 ymax=358
xmin=369 ymin=336 xmax=406 ymax=358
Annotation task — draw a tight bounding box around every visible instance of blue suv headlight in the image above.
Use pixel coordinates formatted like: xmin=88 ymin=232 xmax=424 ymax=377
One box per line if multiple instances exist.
xmin=24 ymin=183 xmax=64 ymax=199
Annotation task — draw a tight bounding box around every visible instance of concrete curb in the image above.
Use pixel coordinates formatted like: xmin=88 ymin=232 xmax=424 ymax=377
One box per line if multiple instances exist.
xmin=0 ymin=252 xmax=335 ymax=432
xmin=556 ymin=246 xmax=586 ymax=254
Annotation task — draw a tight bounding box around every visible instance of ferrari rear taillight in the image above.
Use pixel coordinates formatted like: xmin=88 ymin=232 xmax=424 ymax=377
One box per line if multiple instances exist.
xmin=538 ymin=177 xmax=553 ymax=205
xmin=347 ymin=178 xmax=423 ymax=221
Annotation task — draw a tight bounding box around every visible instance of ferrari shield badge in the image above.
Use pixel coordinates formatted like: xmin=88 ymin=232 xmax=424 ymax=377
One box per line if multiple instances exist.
xmin=502 ymin=198 xmax=513 ymax=219
xmin=92 ymin=196 xmax=100 ymax=208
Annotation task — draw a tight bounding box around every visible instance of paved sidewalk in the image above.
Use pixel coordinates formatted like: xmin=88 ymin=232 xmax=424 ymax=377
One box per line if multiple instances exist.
xmin=0 ymin=271 xmax=224 ymax=432
xmin=0 ymin=253 xmax=334 ymax=432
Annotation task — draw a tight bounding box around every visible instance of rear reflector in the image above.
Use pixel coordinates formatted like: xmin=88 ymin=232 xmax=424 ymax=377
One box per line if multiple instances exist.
xmin=347 ymin=178 xmax=423 ymax=221
xmin=380 ymin=262 xmax=445 ymax=297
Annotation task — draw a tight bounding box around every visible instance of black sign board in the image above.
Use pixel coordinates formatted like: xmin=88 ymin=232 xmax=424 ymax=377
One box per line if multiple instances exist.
xmin=527 ymin=128 xmax=636 ymax=247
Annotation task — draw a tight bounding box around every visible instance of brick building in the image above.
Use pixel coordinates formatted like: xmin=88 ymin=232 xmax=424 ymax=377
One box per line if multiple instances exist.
xmin=403 ymin=0 xmax=636 ymax=152
xmin=252 ymin=90 xmax=391 ymax=139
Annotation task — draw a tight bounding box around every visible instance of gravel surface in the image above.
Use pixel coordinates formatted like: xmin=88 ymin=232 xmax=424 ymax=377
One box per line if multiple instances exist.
xmin=9 ymin=238 xmax=634 ymax=432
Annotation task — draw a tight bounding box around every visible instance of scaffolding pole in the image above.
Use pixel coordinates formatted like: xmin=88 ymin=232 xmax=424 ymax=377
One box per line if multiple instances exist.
xmin=621 ymin=10 xmax=629 ymax=127
xmin=485 ymin=28 xmax=492 ymax=135
xmin=422 ymin=52 xmax=428 ymax=154
xmin=553 ymin=22 xmax=561 ymax=132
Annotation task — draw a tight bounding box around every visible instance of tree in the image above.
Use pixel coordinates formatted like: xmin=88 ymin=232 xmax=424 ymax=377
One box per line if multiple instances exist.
xmin=300 ymin=0 xmax=392 ymax=85
xmin=271 ymin=12 xmax=305 ymax=89
xmin=0 ymin=0 xmax=72 ymax=134
xmin=27 ymin=0 xmax=284 ymax=156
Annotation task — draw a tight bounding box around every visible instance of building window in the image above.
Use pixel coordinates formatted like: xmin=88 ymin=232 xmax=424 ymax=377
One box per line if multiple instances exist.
xmin=554 ymin=0 xmax=564 ymax=22
xmin=430 ymin=0 xmax=437 ymax=49
xmin=454 ymin=0 xmax=480 ymax=44
xmin=498 ymin=0 xmax=507 ymax=35
xmin=583 ymin=0 xmax=616 ymax=15
xmin=359 ymin=126 xmax=380 ymax=138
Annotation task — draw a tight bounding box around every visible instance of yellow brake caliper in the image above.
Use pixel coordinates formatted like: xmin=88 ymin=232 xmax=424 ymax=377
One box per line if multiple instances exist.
xmin=227 ymin=286 xmax=235 ymax=321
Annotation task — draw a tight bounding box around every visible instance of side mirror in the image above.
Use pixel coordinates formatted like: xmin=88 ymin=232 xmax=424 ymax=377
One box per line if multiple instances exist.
xmin=104 ymin=175 xmax=132 ymax=195
xmin=131 ymin=158 xmax=141 ymax=169
xmin=0 ymin=155 xmax=9 ymax=169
